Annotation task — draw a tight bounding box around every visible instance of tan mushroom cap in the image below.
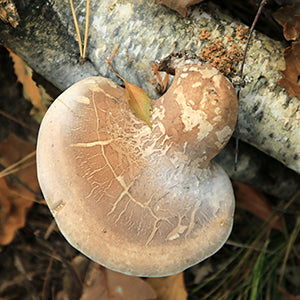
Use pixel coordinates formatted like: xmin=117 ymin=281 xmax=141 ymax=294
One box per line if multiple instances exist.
xmin=37 ymin=63 xmax=238 ymax=277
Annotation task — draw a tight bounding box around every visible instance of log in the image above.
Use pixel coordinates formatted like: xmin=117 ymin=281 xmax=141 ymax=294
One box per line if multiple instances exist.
xmin=0 ymin=0 xmax=299 ymax=174
xmin=215 ymin=139 xmax=300 ymax=200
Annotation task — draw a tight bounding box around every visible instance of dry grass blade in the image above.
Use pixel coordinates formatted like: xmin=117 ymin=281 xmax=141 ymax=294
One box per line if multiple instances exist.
xmin=82 ymin=0 xmax=90 ymax=63
xmin=0 ymin=109 xmax=37 ymax=132
xmin=69 ymin=0 xmax=90 ymax=63
xmin=42 ymin=251 xmax=56 ymax=300
xmin=69 ymin=0 xmax=83 ymax=58
xmin=191 ymin=190 xmax=300 ymax=299
xmin=0 ymin=151 xmax=36 ymax=178
xmin=278 ymin=216 xmax=300 ymax=285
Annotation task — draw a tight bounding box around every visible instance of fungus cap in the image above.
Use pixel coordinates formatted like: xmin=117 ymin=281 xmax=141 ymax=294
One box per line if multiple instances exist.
xmin=37 ymin=63 xmax=237 ymax=277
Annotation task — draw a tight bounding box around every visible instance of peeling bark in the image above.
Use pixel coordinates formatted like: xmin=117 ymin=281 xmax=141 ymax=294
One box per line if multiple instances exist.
xmin=0 ymin=0 xmax=299 ymax=173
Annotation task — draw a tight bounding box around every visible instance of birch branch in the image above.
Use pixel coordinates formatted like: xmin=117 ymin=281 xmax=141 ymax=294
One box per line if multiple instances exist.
xmin=0 ymin=0 xmax=299 ymax=174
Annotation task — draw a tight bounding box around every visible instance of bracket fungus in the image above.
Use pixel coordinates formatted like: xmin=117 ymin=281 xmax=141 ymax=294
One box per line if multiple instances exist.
xmin=36 ymin=61 xmax=238 ymax=277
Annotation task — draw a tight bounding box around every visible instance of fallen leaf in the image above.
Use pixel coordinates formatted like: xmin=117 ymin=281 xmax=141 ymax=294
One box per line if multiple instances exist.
xmin=0 ymin=134 xmax=38 ymax=245
xmin=273 ymin=4 xmax=300 ymax=27
xmin=9 ymin=49 xmax=53 ymax=117
xmin=106 ymin=50 xmax=152 ymax=129
xmin=79 ymin=263 xmax=157 ymax=300
xmin=154 ymin=0 xmax=205 ymax=17
xmin=147 ymin=273 xmax=187 ymax=300
xmin=57 ymin=256 xmax=157 ymax=300
xmin=0 ymin=0 xmax=20 ymax=28
xmin=125 ymin=81 xmax=152 ymax=129
xmin=233 ymin=181 xmax=283 ymax=231
xmin=275 ymin=13 xmax=300 ymax=99
xmin=283 ymin=15 xmax=300 ymax=41
xmin=278 ymin=41 xmax=300 ymax=99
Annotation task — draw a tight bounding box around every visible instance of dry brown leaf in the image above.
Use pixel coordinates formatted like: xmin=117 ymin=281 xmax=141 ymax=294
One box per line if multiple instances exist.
xmin=276 ymin=13 xmax=300 ymax=98
xmin=154 ymin=0 xmax=205 ymax=17
xmin=107 ymin=49 xmax=152 ymax=129
xmin=125 ymin=81 xmax=152 ymax=129
xmin=147 ymin=273 xmax=187 ymax=300
xmin=273 ymin=4 xmax=300 ymax=27
xmin=278 ymin=41 xmax=300 ymax=99
xmin=0 ymin=178 xmax=31 ymax=245
xmin=80 ymin=263 xmax=157 ymax=300
xmin=8 ymin=49 xmax=52 ymax=116
xmin=0 ymin=134 xmax=38 ymax=245
xmin=233 ymin=181 xmax=283 ymax=231
xmin=283 ymin=15 xmax=300 ymax=41
xmin=0 ymin=0 xmax=20 ymax=28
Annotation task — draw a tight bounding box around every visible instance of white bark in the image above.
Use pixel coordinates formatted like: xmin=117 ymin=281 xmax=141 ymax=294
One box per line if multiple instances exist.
xmin=1 ymin=0 xmax=299 ymax=173
xmin=50 ymin=0 xmax=300 ymax=174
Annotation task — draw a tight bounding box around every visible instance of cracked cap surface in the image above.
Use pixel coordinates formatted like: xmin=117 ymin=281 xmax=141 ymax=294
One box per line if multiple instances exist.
xmin=37 ymin=64 xmax=237 ymax=277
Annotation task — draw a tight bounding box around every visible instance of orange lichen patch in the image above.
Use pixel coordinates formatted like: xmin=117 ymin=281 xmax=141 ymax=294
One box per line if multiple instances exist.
xmin=0 ymin=134 xmax=39 ymax=245
xmin=198 ymin=25 xmax=247 ymax=76
xmin=199 ymin=28 xmax=210 ymax=40
xmin=236 ymin=25 xmax=249 ymax=40
xmin=199 ymin=39 xmax=243 ymax=75
xmin=226 ymin=34 xmax=233 ymax=42
xmin=278 ymin=41 xmax=300 ymax=99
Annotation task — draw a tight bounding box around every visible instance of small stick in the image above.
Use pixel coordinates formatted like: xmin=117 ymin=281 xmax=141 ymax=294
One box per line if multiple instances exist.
xmin=42 ymin=251 xmax=56 ymax=300
xmin=234 ymin=0 xmax=268 ymax=171
xmin=106 ymin=44 xmax=120 ymax=64
xmin=0 ymin=162 xmax=43 ymax=200
xmin=106 ymin=44 xmax=126 ymax=82
xmin=0 ymin=151 xmax=36 ymax=178
xmin=0 ymin=109 xmax=37 ymax=133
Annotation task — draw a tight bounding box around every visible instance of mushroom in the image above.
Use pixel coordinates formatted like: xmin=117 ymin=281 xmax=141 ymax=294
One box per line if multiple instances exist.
xmin=36 ymin=61 xmax=238 ymax=277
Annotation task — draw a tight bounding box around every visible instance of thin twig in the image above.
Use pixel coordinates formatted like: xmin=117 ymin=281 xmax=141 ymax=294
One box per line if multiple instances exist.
xmin=0 ymin=109 xmax=37 ymax=133
xmin=239 ymin=0 xmax=268 ymax=78
xmin=234 ymin=0 xmax=268 ymax=171
xmin=0 ymin=156 xmax=43 ymax=200
xmin=0 ymin=151 xmax=36 ymax=178
xmin=106 ymin=44 xmax=126 ymax=82
xmin=42 ymin=251 xmax=56 ymax=300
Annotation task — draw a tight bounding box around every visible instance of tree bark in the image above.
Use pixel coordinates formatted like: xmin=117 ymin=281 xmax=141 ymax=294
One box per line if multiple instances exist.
xmin=0 ymin=0 xmax=299 ymax=174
